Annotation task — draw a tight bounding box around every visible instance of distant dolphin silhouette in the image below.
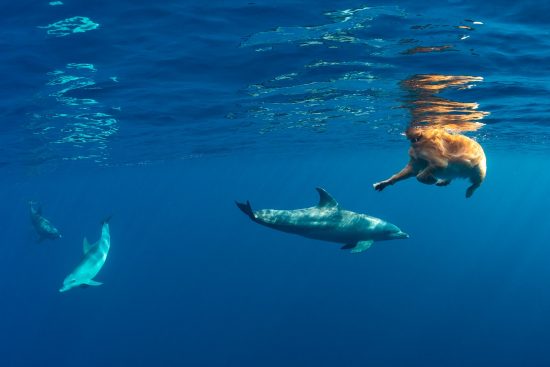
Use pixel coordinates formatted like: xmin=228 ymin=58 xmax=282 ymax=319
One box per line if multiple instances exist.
xmin=29 ymin=201 xmax=61 ymax=242
xmin=59 ymin=218 xmax=111 ymax=292
xmin=236 ymin=188 xmax=408 ymax=253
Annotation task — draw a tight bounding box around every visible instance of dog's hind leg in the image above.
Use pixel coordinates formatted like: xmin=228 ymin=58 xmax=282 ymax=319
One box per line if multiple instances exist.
xmin=466 ymin=165 xmax=485 ymax=198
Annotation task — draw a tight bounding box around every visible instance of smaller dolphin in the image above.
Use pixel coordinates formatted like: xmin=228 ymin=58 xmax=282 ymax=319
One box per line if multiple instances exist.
xmin=59 ymin=218 xmax=111 ymax=293
xmin=236 ymin=188 xmax=408 ymax=253
xmin=29 ymin=201 xmax=61 ymax=241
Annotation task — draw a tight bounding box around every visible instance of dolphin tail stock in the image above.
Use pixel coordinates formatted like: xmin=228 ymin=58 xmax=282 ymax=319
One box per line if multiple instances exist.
xmin=235 ymin=200 xmax=256 ymax=221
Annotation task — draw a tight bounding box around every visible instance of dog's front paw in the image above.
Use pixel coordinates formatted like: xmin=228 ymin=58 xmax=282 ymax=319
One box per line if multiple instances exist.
xmin=373 ymin=181 xmax=387 ymax=191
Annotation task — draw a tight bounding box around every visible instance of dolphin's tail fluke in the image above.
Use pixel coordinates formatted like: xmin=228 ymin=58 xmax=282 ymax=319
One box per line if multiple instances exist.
xmin=235 ymin=201 xmax=256 ymax=221
xmin=101 ymin=215 xmax=112 ymax=225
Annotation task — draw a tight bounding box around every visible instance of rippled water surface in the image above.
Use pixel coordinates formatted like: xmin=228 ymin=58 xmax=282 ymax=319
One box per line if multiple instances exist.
xmin=1 ymin=0 xmax=549 ymax=168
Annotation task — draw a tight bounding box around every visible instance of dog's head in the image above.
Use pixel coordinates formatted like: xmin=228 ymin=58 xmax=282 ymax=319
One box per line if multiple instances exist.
xmin=405 ymin=127 xmax=424 ymax=143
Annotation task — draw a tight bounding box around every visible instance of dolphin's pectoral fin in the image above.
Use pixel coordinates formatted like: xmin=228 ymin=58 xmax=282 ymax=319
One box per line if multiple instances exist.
xmin=83 ymin=280 xmax=103 ymax=287
xmin=350 ymin=240 xmax=374 ymax=253
xmin=341 ymin=243 xmax=356 ymax=250
xmin=316 ymin=188 xmax=338 ymax=208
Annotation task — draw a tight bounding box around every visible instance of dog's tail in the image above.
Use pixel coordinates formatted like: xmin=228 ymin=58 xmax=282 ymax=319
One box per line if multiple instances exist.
xmin=235 ymin=200 xmax=256 ymax=222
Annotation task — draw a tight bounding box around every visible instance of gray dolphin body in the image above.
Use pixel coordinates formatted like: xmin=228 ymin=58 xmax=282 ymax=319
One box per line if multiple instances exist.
xmin=236 ymin=188 xmax=408 ymax=253
xmin=59 ymin=219 xmax=111 ymax=292
xmin=30 ymin=202 xmax=61 ymax=241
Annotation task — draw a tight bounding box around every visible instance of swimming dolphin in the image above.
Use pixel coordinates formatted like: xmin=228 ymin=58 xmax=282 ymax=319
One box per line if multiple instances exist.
xmin=29 ymin=201 xmax=61 ymax=241
xmin=236 ymin=188 xmax=408 ymax=253
xmin=59 ymin=218 xmax=111 ymax=292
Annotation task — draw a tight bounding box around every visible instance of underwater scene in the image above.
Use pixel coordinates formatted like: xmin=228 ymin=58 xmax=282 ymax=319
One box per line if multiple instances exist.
xmin=2 ymin=0 xmax=550 ymax=366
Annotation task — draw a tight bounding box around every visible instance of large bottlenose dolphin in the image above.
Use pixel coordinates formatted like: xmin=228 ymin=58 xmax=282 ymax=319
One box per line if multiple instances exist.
xmin=59 ymin=218 xmax=111 ymax=292
xmin=29 ymin=201 xmax=61 ymax=241
xmin=236 ymin=188 xmax=408 ymax=253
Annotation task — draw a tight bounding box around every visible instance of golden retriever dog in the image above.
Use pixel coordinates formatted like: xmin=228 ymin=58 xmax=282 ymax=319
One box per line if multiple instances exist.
xmin=373 ymin=127 xmax=486 ymax=198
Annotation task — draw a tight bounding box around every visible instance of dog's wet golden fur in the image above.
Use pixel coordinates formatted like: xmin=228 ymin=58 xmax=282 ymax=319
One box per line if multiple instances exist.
xmin=373 ymin=127 xmax=486 ymax=197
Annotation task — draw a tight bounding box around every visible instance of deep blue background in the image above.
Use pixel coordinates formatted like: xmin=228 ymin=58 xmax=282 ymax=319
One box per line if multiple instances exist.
xmin=2 ymin=151 xmax=550 ymax=366
xmin=1 ymin=0 xmax=550 ymax=366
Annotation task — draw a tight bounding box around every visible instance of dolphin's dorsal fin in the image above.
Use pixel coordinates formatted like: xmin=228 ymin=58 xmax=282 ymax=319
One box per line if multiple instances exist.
xmin=83 ymin=237 xmax=94 ymax=254
xmin=316 ymin=187 xmax=338 ymax=208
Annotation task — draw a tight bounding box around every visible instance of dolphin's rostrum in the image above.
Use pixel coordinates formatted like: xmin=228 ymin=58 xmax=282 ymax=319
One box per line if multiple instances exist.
xmin=59 ymin=218 xmax=111 ymax=292
xmin=236 ymin=188 xmax=408 ymax=253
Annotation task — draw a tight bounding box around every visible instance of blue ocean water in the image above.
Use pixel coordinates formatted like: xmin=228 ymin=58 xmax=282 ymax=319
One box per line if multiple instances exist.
xmin=1 ymin=0 xmax=550 ymax=366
